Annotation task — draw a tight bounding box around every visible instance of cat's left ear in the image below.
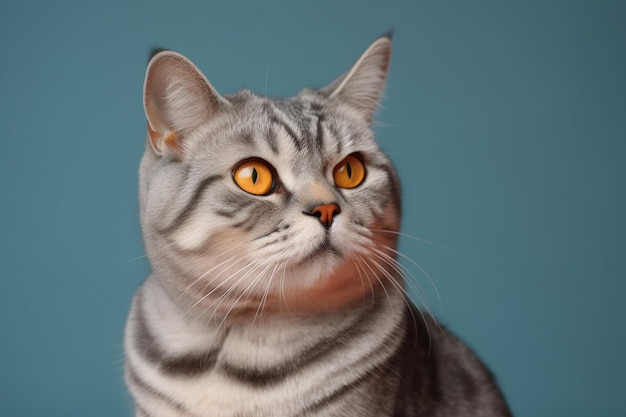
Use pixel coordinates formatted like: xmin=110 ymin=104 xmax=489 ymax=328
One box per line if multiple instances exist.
xmin=322 ymin=35 xmax=392 ymax=123
xmin=143 ymin=49 xmax=228 ymax=158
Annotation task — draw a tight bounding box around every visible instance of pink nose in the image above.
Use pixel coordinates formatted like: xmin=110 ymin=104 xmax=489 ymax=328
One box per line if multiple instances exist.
xmin=310 ymin=203 xmax=341 ymax=227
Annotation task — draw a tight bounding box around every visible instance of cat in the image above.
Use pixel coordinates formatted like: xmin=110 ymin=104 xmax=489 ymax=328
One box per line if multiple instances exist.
xmin=124 ymin=34 xmax=512 ymax=417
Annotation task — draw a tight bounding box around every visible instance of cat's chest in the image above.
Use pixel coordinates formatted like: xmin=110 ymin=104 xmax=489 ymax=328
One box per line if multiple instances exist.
xmin=127 ymin=278 xmax=405 ymax=417
xmin=130 ymin=354 xmax=396 ymax=417
xmin=128 ymin=324 xmax=396 ymax=417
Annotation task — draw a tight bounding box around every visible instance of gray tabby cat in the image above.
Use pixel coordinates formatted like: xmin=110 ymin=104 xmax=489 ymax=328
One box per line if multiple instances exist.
xmin=124 ymin=35 xmax=512 ymax=417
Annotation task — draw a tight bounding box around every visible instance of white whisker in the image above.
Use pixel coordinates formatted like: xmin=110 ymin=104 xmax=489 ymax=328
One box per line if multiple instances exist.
xmin=264 ymin=56 xmax=271 ymax=99
xmin=184 ymin=259 xmax=260 ymax=320
xmin=253 ymin=264 xmax=279 ymax=326
xmin=370 ymin=228 xmax=449 ymax=250
xmin=365 ymin=248 xmax=434 ymax=344
xmin=357 ymin=254 xmax=392 ymax=308
xmin=355 ymin=256 xmax=376 ymax=305
xmin=377 ymin=243 xmax=442 ymax=314
xmin=178 ymin=255 xmax=238 ymax=300
xmin=125 ymin=242 xmax=177 ymax=263
xmin=215 ymin=262 xmax=272 ymax=332
xmin=369 ymin=246 xmax=435 ymax=316
xmin=352 ymin=258 xmax=368 ymax=304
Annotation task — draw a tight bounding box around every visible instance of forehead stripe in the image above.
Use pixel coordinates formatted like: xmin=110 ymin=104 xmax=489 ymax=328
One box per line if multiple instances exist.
xmin=315 ymin=115 xmax=325 ymax=152
xmin=270 ymin=115 xmax=302 ymax=151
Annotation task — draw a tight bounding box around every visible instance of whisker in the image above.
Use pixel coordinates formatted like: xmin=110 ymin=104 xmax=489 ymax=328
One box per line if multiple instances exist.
xmin=209 ymin=260 xmax=265 ymax=311
xmin=264 ymin=56 xmax=271 ymax=99
xmin=352 ymin=258 xmax=368 ymax=304
xmin=178 ymin=255 xmax=238 ymax=300
xmin=253 ymin=264 xmax=279 ymax=326
xmin=369 ymin=246 xmax=435 ymax=316
xmin=370 ymin=228 xmax=449 ymax=251
xmin=370 ymin=121 xmax=399 ymax=128
xmin=125 ymin=242 xmax=177 ymax=263
xmin=184 ymin=259 xmax=260 ymax=320
xmin=378 ymin=243 xmax=443 ymax=314
xmin=365 ymin=248 xmax=431 ymax=345
xmin=378 ymin=92 xmax=401 ymax=104
xmin=355 ymin=256 xmax=376 ymax=305
xmin=368 ymin=254 xmax=419 ymax=323
xmin=279 ymin=263 xmax=288 ymax=310
xmin=367 ymin=255 xmax=399 ymax=296
xmin=357 ymin=254 xmax=392 ymax=308
xmin=363 ymin=92 xmax=399 ymax=118
xmin=215 ymin=262 xmax=272 ymax=332
xmin=199 ymin=261 xmax=265 ymax=328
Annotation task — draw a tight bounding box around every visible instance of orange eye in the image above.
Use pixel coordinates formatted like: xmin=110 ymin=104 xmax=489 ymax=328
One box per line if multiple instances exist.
xmin=333 ymin=154 xmax=365 ymax=189
xmin=233 ymin=159 xmax=274 ymax=195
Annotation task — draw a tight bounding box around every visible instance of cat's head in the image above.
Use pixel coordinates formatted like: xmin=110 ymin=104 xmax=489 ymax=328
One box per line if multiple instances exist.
xmin=139 ymin=35 xmax=401 ymax=315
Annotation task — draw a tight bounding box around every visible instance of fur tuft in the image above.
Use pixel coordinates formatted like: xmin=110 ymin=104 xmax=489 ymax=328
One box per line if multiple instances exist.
xmin=148 ymin=47 xmax=169 ymax=63
xmin=380 ymin=30 xmax=394 ymax=40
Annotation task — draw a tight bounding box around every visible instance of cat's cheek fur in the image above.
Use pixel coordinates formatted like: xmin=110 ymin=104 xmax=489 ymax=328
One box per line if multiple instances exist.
xmin=171 ymin=217 xmax=225 ymax=251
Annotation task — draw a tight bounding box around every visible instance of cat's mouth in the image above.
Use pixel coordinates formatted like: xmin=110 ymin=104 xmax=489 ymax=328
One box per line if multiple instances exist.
xmin=302 ymin=235 xmax=342 ymax=262
xmin=285 ymin=223 xmax=355 ymax=273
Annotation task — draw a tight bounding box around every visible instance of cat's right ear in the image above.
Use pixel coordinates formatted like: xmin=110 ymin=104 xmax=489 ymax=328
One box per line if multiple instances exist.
xmin=143 ymin=50 xmax=227 ymax=158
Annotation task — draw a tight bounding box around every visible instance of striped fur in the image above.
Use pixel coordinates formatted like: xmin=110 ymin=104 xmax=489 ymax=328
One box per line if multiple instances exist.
xmin=125 ymin=35 xmax=512 ymax=416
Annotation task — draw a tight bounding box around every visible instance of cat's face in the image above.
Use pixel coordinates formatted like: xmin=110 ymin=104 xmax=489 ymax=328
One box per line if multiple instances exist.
xmin=139 ymin=36 xmax=400 ymax=316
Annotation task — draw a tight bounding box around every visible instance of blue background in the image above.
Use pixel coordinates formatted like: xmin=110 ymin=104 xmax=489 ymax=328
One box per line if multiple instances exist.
xmin=1 ymin=1 xmax=624 ymax=416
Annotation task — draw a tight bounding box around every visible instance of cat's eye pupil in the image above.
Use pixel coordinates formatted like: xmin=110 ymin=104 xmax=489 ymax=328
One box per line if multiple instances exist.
xmin=252 ymin=167 xmax=258 ymax=184
xmin=346 ymin=162 xmax=352 ymax=179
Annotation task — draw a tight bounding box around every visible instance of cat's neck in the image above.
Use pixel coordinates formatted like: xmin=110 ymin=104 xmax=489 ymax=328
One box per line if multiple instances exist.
xmin=135 ymin=274 xmax=407 ymax=360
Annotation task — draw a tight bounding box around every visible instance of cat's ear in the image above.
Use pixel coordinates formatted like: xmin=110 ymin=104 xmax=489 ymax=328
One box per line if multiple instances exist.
xmin=322 ymin=35 xmax=392 ymax=123
xmin=143 ymin=49 xmax=227 ymax=157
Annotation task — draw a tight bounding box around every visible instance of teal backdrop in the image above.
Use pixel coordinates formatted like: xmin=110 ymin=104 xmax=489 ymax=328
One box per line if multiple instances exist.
xmin=1 ymin=1 xmax=624 ymax=416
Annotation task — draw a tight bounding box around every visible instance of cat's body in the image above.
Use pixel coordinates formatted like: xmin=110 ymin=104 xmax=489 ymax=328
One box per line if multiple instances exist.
xmin=125 ymin=35 xmax=512 ymax=417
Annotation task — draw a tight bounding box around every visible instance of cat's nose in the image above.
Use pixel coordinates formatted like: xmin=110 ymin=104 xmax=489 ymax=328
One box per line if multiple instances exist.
xmin=308 ymin=203 xmax=341 ymax=228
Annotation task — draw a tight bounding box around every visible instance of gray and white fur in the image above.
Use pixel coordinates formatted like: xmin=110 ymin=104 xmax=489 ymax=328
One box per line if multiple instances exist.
xmin=124 ymin=35 xmax=512 ymax=417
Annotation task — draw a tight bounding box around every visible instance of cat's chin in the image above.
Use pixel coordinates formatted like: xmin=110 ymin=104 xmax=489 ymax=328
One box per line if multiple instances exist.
xmin=280 ymin=257 xmax=386 ymax=312
xmin=173 ymin=250 xmax=386 ymax=319
xmin=237 ymin=251 xmax=390 ymax=316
